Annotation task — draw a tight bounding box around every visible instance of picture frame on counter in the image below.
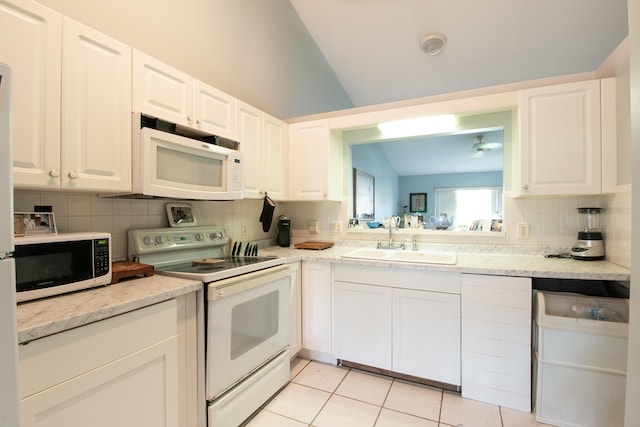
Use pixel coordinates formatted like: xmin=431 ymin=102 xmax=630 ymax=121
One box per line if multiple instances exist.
xmin=14 ymin=212 xmax=57 ymax=236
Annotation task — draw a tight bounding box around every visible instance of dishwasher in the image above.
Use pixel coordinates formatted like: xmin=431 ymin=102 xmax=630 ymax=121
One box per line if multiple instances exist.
xmin=533 ymin=290 xmax=629 ymax=427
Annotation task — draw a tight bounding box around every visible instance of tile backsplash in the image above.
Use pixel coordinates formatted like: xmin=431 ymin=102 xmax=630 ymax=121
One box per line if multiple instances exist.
xmin=14 ymin=190 xmax=631 ymax=269
xmin=14 ymin=191 xmax=281 ymax=261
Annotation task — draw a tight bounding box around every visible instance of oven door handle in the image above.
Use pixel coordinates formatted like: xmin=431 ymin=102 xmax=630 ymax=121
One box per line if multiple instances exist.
xmin=207 ymin=264 xmax=289 ymax=300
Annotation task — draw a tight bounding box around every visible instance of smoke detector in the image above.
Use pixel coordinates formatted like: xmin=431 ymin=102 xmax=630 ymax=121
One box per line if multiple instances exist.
xmin=420 ymin=33 xmax=447 ymax=56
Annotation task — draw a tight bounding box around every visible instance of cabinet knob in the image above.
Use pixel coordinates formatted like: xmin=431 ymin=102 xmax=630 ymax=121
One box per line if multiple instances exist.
xmin=68 ymin=171 xmax=79 ymax=179
xmin=196 ymin=119 xmax=201 ymax=125
xmin=187 ymin=116 xmax=193 ymax=123
xmin=48 ymin=169 xmax=60 ymax=178
xmin=521 ymin=184 xmax=529 ymax=190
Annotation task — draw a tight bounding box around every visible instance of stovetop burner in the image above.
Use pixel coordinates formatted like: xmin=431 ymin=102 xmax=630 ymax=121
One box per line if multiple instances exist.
xmin=156 ymin=256 xmax=280 ymax=273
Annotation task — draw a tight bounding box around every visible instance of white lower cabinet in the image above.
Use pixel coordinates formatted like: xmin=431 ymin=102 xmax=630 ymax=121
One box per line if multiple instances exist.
xmin=333 ymin=265 xmax=461 ymax=386
xmin=19 ymin=300 xmax=182 ymax=427
xmin=461 ymin=274 xmax=532 ymax=412
xmin=333 ymin=282 xmax=392 ymax=370
xmin=301 ymin=261 xmax=334 ymax=362
xmin=393 ymin=288 xmax=460 ymax=385
xmin=288 ymin=261 xmax=303 ymax=358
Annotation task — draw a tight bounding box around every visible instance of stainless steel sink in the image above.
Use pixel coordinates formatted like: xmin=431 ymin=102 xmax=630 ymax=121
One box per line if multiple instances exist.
xmin=341 ymin=248 xmax=457 ymax=265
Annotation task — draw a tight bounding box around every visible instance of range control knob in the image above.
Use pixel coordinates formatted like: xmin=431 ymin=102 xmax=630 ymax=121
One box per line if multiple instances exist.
xmin=143 ymin=236 xmax=153 ymax=246
xmin=155 ymin=235 xmax=165 ymax=245
xmin=210 ymin=232 xmax=224 ymax=240
xmin=195 ymin=233 xmax=204 ymax=241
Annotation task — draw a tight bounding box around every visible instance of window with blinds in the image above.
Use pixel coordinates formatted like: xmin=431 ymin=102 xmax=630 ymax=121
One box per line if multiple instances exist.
xmin=434 ymin=187 xmax=503 ymax=230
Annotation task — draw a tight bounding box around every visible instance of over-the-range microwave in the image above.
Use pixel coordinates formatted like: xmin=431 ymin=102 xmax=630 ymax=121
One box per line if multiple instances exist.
xmin=116 ymin=113 xmax=243 ymax=200
xmin=14 ymin=232 xmax=111 ymax=303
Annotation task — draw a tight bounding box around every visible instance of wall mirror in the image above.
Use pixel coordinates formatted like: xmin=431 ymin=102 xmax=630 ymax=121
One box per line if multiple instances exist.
xmin=344 ymin=110 xmax=513 ymax=233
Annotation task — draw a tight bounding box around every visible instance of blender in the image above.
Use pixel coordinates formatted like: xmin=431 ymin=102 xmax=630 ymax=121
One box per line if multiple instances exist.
xmin=570 ymin=208 xmax=604 ymax=260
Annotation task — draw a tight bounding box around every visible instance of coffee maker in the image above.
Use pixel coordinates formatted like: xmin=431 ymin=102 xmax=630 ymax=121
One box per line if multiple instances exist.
xmin=276 ymin=215 xmax=291 ymax=247
xmin=570 ymin=207 xmax=604 ymax=260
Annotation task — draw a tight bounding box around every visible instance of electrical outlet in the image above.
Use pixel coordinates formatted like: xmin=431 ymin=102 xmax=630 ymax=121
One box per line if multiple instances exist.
xmin=308 ymin=220 xmax=319 ymax=234
xmin=241 ymin=223 xmax=248 ymax=236
xmin=517 ymin=222 xmax=530 ymax=239
xmin=331 ymin=221 xmax=342 ymax=232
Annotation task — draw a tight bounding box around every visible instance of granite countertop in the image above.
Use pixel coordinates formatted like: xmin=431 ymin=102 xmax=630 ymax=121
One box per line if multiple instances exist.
xmin=262 ymin=243 xmax=631 ymax=282
xmin=17 ymin=241 xmax=629 ymax=344
xmin=16 ymin=274 xmax=202 ymax=344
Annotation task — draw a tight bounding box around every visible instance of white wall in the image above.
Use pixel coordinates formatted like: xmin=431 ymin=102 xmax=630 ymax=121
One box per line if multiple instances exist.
xmin=35 ymin=0 xmax=353 ymax=119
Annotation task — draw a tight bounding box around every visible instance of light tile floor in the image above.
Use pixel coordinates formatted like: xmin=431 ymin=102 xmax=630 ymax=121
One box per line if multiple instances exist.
xmin=247 ymin=358 xmax=554 ymax=427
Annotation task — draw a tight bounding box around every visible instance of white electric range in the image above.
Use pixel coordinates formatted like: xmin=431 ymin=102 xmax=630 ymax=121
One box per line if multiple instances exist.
xmin=129 ymin=226 xmax=290 ymax=427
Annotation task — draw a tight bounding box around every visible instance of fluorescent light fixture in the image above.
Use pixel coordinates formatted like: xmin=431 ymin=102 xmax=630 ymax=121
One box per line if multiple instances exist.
xmin=377 ymin=114 xmax=457 ymax=138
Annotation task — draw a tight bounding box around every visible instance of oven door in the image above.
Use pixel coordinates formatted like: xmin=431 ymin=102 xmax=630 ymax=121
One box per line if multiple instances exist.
xmin=206 ymin=265 xmax=290 ymax=400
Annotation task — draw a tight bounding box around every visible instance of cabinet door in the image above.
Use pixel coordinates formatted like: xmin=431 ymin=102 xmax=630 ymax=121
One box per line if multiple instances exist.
xmin=193 ymin=80 xmax=235 ymax=138
xmin=334 ymin=281 xmax=392 ymax=370
xmin=301 ymin=262 xmax=332 ymax=355
xmin=61 ymin=18 xmax=131 ymax=192
xmin=1 ymin=0 xmax=62 ymax=189
xmin=288 ymin=262 xmax=302 ymax=358
xmin=461 ymin=274 xmax=531 ymax=411
xmin=289 ymin=120 xmax=332 ymax=200
xmin=132 ymin=50 xmax=192 ymax=127
xmin=392 ymin=289 xmax=461 ymax=385
xmin=518 ymin=80 xmax=601 ymax=195
xmin=263 ymin=113 xmax=288 ymax=200
xmin=236 ymin=100 xmax=263 ymax=199
xmin=21 ymin=338 xmax=179 ymax=427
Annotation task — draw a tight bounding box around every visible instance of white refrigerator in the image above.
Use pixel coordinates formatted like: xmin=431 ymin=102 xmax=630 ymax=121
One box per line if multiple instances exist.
xmin=0 ymin=63 xmax=21 ymax=426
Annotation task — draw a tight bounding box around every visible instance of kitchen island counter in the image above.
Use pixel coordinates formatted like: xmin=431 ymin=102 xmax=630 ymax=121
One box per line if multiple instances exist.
xmin=261 ymin=244 xmax=630 ymax=282
xmin=17 ymin=274 xmax=202 ymax=344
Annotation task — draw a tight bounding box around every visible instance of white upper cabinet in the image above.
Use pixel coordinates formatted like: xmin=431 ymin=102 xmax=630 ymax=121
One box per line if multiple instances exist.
xmin=193 ymin=80 xmax=236 ymax=138
xmin=236 ymin=100 xmax=262 ymax=198
xmin=517 ymin=79 xmax=601 ymax=196
xmin=2 ymin=0 xmax=62 ymax=189
xmin=237 ymin=100 xmax=288 ymax=200
xmin=289 ymin=119 xmax=342 ymax=201
xmin=4 ymin=0 xmax=131 ymax=192
xmin=62 ymin=17 xmax=131 ymax=192
xmin=133 ymin=50 xmax=235 ymax=139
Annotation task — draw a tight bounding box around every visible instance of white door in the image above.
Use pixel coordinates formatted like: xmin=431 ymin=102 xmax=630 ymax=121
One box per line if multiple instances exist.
xmin=393 ymin=288 xmax=461 ymax=385
xmin=236 ymin=100 xmax=262 ymax=198
xmin=1 ymin=0 xmax=62 ymax=189
xmin=193 ymin=80 xmax=235 ymax=138
xmin=61 ymin=18 xmax=131 ymax=192
xmin=263 ymin=113 xmax=288 ymax=200
xmin=0 ymin=259 xmax=20 ymax=427
xmin=207 ymin=268 xmax=290 ymax=400
xmin=289 ymin=120 xmax=330 ymax=200
xmin=518 ymin=80 xmax=601 ymax=195
xmin=334 ymin=281 xmax=392 ymax=370
xmin=21 ymin=338 xmax=179 ymax=427
xmin=302 ymin=262 xmax=332 ymax=354
xmin=132 ymin=50 xmax=192 ymax=127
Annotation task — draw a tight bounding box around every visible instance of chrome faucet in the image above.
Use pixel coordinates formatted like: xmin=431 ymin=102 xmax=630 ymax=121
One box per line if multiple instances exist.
xmin=412 ymin=235 xmax=418 ymax=251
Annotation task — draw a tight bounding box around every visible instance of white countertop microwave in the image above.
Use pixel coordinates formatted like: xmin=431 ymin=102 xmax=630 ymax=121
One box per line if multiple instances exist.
xmin=121 ymin=113 xmax=243 ymax=200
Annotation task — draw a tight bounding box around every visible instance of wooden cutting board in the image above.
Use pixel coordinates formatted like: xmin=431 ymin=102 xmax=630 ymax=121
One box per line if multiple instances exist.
xmin=294 ymin=241 xmax=334 ymax=250
xmin=111 ymin=261 xmax=154 ymax=284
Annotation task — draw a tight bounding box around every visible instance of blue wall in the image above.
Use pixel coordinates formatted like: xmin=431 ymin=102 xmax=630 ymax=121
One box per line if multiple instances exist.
xmin=399 ymin=171 xmax=503 ymax=216
xmin=351 ymin=144 xmax=399 ymax=220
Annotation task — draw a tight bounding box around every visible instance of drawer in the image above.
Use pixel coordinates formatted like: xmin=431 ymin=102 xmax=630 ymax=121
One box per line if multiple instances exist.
xmin=19 ymin=299 xmax=177 ymax=397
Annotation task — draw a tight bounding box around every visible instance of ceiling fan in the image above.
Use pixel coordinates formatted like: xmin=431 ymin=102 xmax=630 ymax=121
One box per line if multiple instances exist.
xmin=472 ymin=135 xmax=502 ymax=152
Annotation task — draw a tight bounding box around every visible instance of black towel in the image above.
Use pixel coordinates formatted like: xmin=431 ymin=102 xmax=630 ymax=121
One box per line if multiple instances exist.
xmin=260 ymin=195 xmax=275 ymax=232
